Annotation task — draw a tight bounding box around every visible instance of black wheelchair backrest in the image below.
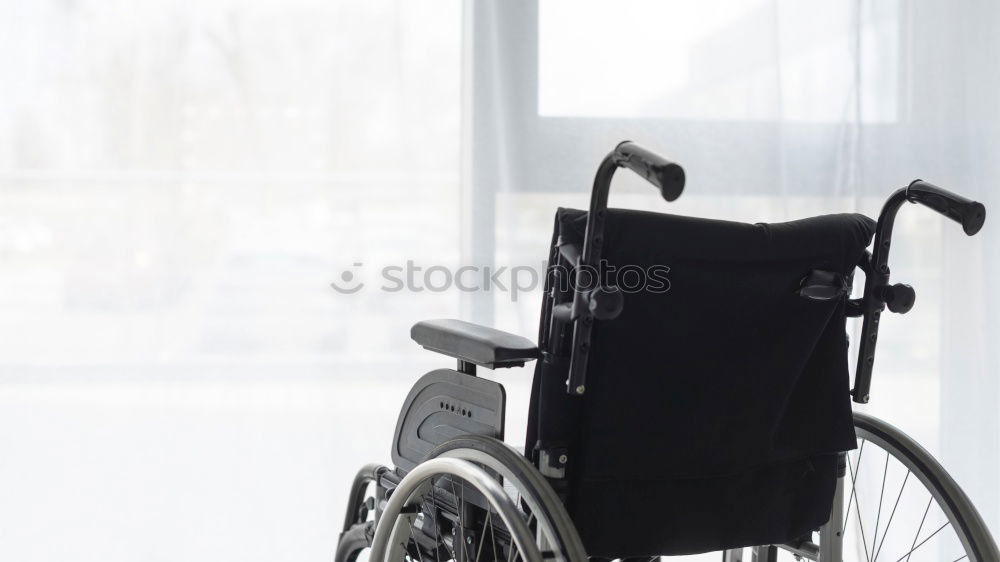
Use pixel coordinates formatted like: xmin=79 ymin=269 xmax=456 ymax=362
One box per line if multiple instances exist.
xmin=527 ymin=206 xmax=876 ymax=556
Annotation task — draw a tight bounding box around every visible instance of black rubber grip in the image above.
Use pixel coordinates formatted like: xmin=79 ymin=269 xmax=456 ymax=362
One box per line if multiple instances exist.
xmin=614 ymin=141 xmax=685 ymax=201
xmin=907 ymin=179 xmax=986 ymax=235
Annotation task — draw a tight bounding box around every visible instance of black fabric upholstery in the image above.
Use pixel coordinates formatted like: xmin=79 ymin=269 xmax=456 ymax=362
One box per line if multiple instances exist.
xmin=526 ymin=207 xmax=876 ymax=557
xmin=411 ymin=319 xmax=540 ymax=369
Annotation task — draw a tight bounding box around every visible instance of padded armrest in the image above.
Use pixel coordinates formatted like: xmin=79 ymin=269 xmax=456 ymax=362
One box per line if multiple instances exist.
xmin=410 ymin=319 xmax=540 ymax=369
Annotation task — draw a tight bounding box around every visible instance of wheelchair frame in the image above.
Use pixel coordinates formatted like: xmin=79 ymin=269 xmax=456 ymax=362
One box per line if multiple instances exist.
xmin=338 ymin=142 xmax=994 ymax=562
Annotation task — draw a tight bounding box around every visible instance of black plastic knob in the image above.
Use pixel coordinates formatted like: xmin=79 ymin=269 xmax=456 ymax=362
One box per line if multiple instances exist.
xmin=586 ymin=285 xmax=625 ymax=320
xmin=878 ymin=283 xmax=916 ymax=314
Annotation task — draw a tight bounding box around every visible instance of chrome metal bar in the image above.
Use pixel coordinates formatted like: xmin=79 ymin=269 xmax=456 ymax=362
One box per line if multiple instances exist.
xmin=818 ymin=454 xmax=847 ymax=561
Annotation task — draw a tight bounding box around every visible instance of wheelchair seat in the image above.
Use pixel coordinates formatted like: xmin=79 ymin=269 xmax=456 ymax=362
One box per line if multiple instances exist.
xmin=411 ymin=318 xmax=540 ymax=369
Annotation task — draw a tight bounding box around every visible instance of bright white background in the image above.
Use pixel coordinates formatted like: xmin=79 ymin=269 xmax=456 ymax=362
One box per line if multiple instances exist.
xmin=1 ymin=1 xmax=997 ymax=561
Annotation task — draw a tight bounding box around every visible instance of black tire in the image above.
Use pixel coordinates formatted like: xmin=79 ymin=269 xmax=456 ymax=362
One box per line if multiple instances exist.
xmin=334 ymin=521 xmax=372 ymax=562
xmin=428 ymin=434 xmax=589 ymax=561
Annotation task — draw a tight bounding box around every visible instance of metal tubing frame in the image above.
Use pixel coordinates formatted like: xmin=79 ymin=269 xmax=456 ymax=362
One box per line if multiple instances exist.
xmin=565 ymin=150 xmax=622 ymax=395
xmin=816 ymin=454 xmax=846 ymax=561
xmin=850 ymin=187 xmax=908 ymax=403
xmin=341 ymin=463 xmax=388 ymax=533
xmin=851 ymin=181 xmax=984 ymax=402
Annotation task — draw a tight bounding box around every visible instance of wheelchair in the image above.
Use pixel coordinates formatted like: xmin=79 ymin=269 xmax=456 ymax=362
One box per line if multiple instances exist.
xmin=335 ymin=142 xmax=998 ymax=561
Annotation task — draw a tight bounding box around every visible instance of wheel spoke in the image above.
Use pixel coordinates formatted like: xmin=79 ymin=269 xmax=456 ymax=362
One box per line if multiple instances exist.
xmin=461 ymin=482 xmax=468 ymax=560
xmin=851 ymin=459 xmax=873 ymax=562
xmin=900 ymin=496 xmax=932 ymax=562
xmin=489 ymin=508 xmax=499 ymax=561
xmin=408 ymin=513 xmax=425 ymax=562
xmin=871 ymin=451 xmax=890 ymax=558
xmin=476 ymin=509 xmax=496 ymax=562
xmin=448 ymin=477 xmax=471 ymax=562
xmin=508 ymin=491 xmax=522 ymax=562
xmin=438 ymin=455 xmax=545 ymax=562
xmin=845 ymin=440 xmax=867 ymax=531
xmin=896 ymin=519 xmax=950 ymax=562
xmin=873 ymin=470 xmax=909 ymax=561
xmin=510 ymin=512 xmax=532 ymax=562
xmin=431 ymin=482 xmax=445 ymax=561
xmin=474 ymin=509 xmax=492 ymax=562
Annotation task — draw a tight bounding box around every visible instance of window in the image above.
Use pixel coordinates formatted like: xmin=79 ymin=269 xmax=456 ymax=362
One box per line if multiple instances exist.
xmin=539 ymin=0 xmax=901 ymax=122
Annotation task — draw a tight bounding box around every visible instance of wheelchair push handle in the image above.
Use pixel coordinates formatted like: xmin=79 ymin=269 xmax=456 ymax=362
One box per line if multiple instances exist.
xmin=852 ymin=180 xmax=985 ymax=404
xmin=568 ymin=142 xmax=684 ymax=395
xmin=614 ymin=141 xmax=686 ymax=201
xmin=907 ymin=179 xmax=986 ymax=236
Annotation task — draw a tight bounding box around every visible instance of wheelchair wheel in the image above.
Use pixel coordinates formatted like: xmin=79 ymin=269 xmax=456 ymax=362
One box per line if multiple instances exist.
xmin=339 ymin=435 xmax=585 ymax=562
xmin=835 ymin=412 xmax=999 ymax=561
xmin=736 ymin=412 xmax=999 ymax=561
xmin=334 ymin=435 xmax=586 ymax=562
xmin=427 ymin=434 xmax=588 ymax=561
xmin=365 ymin=457 xmax=546 ymax=561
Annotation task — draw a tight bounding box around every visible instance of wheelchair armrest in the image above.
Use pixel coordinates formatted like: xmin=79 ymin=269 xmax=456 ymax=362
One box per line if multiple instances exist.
xmin=410 ymin=319 xmax=540 ymax=369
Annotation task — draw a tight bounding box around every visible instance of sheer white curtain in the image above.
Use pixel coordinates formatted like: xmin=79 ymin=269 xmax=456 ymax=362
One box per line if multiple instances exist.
xmin=2 ymin=1 xmax=997 ymax=560
xmin=0 ymin=1 xmax=461 ymax=561
xmin=469 ymin=0 xmax=999 ymax=542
